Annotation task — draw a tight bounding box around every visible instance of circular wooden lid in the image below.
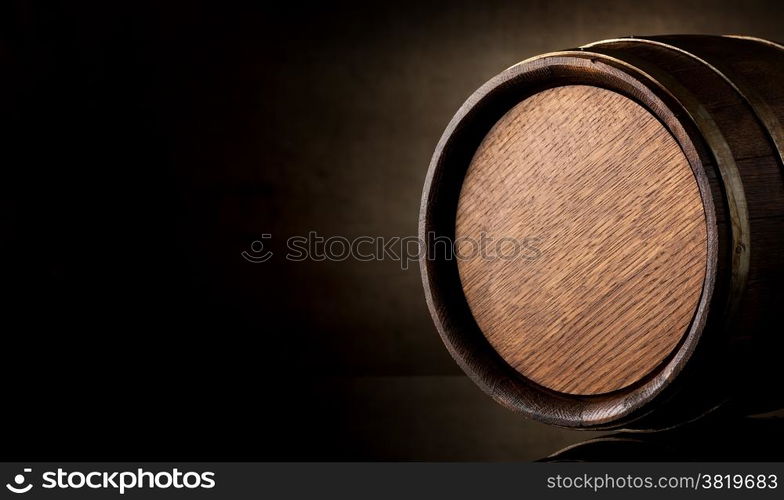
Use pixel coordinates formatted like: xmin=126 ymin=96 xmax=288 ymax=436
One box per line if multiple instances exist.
xmin=455 ymin=85 xmax=707 ymax=396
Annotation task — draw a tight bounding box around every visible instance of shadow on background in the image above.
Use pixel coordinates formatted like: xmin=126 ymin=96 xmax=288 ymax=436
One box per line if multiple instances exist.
xmin=546 ymin=412 xmax=784 ymax=462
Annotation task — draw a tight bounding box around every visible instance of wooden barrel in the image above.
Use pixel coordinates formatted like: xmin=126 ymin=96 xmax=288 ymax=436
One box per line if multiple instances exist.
xmin=420 ymin=35 xmax=784 ymax=429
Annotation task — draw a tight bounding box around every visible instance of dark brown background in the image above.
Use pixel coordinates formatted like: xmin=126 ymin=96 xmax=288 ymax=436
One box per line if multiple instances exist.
xmin=1 ymin=0 xmax=781 ymax=460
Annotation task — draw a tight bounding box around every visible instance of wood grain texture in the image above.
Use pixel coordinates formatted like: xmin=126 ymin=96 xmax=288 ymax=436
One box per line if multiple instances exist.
xmin=455 ymin=85 xmax=707 ymax=395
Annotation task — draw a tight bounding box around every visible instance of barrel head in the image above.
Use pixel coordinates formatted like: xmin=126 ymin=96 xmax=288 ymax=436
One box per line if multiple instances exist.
xmin=455 ymin=85 xmax=707 ymax=395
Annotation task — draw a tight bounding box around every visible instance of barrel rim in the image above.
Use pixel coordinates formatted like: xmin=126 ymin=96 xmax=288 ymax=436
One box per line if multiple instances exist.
xmin=419 ymin=50 xmax=722 ymax=428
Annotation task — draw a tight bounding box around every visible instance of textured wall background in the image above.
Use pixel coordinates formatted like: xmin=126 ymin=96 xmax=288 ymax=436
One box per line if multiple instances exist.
xmin=2 ymin=0 xmax=781 ymax=459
